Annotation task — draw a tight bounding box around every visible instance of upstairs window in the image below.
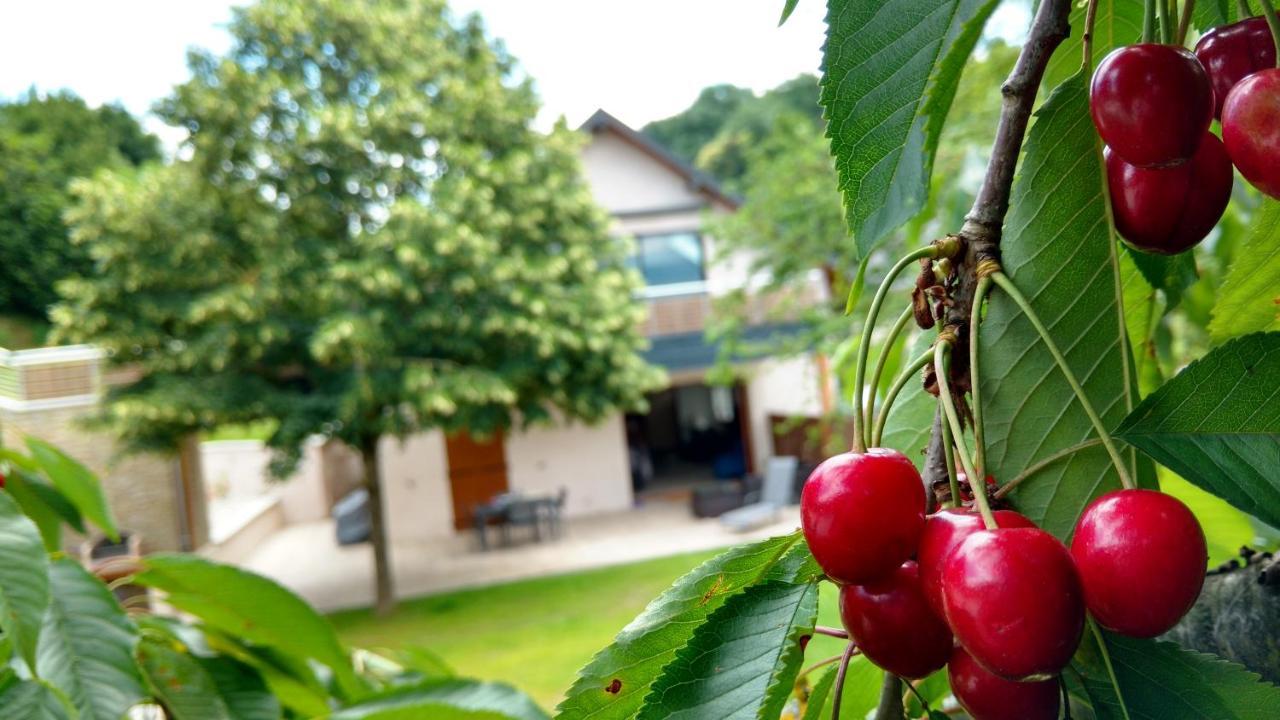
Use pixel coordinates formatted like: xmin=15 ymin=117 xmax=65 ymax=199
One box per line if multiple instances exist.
xmin=631 ymin=232 xmax=705 ymax=287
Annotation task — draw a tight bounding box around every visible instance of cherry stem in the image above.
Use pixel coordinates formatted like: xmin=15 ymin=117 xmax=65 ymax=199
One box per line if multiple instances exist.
xmin=864 ymin=306 xmax=915 ymax=436
xmin=935 ymin=340 xmax=998 ymax=529
xmin=941 ymin=398 xmax=962 ymax=509
xmin=853 ymin=245 xmax=938 ymax=453
xmin=814 ymin=625 xmax=850 ymax=639
xmin=1161 ymin=0 xmax=1176 ymax=43
xmin=872 ymin=346 xmax=935 ymax=447
xmin=1083 ymin=0 xmax=1101 ymax=69
xmin=994 ymin=438 xmax=1105 ymax=499
xmin=1089 ymin=617 xmax=1134 ymax=720
xmin=902 ymin=680 xmax=931 ymax=713
xmin=800 ymin=652 xmax=850 ymax=680
xmin=830 ymin=640 xmax=858 ymax=720
xmin=1144 ymin=0 xmax=1159 ymax=42
xmin=1177 ymin=0 xmax=1196 ymax=45
xmin=990 ymin=272 xmax=1136 ymax=490
xmin=1259 ymin=0 xmax=1280 ymax=62
xmin=969 ymin=275 xmax=992 ymax=481
xmin=1238 ymin=0 xmax=1253 ymax=18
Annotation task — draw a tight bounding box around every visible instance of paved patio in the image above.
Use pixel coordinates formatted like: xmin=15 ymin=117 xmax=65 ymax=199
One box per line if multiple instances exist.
xmin=238 ymin=499 xmax=802 ymax=612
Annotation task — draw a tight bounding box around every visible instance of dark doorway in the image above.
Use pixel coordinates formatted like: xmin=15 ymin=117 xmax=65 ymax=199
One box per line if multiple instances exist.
xmin=626 ymin=382 xmax=749 ymax=498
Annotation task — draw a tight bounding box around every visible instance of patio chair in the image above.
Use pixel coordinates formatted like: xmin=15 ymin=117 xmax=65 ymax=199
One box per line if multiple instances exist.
xmin=719 ymin=456 xmax=798 ymax=532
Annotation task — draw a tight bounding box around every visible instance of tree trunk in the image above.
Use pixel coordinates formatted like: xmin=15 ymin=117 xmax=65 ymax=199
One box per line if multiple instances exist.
xmin=359 ymin=435 xmax=396 ymax=616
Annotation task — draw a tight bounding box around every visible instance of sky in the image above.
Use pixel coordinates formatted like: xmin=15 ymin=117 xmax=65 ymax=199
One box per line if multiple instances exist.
xmin=0 ymin=1 xmax=1030 ymax=146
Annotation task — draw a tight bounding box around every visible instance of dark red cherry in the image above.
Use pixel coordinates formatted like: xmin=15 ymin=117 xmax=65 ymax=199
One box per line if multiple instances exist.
xmin=948 ymin=646 xmax=1060 ymax=720
xmin=942 ymin=527 xmax=1084 ymax=680
xmin=839 ymin=561 xmax=952 ymax=679
xmin=917 ymin=508 xmax=1035 ymax=617
xmin=1222 ymin=68 xmax=1280 ymax=199
xmin=1091 ymin=44 xmax=1214 ymax=167
xmin=1195 ymin=17 xmax=1277 ymax=117
xmin=1070 ymin=489 xmax=1207 ymax=638
xmin=1105 ymin=131 xmax=1233 ymax=254
xmin=801 ymin=449 xmax=925 ymax=584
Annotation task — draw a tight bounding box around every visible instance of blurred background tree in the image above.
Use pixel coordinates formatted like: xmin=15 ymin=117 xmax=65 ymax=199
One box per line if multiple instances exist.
xmin=0 ymin=91 xmax=159 ymax=327
xmin=54 ymin=0 xmax=662 ymax=615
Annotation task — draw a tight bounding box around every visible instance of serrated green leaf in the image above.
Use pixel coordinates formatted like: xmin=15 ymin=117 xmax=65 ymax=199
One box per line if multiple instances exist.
xmin=1114 ymin=332 xmax=1280 ymax=528
xmin=779 ymin=0 xmax=801 ymax=26
xmin=0 ymin=491 xmax=50 ymax=673
xmin=0 ymin=677 xmax=76 ymax=720
xmin=1192 ymin=0 xmax=1240 ymax=33
xmin=133 ymin=554 xmax=361 ymax=700
xmin=199 ymin=657 xmax=282 ymax=720
xmin=555 ymin=532 xmax=808 ymax=720
xmin=977 ymin=73 xmax=1153 ymax=540
xmin=821 ymin=0 xmax=999 ymax=255
xmin=1074 ymin=630 xmax=1280 ymax=719
xmin=1209 ymin=200 xmax=1280 ymax=343
xmin=879 ymin=332 xmax=937 ymax=468
xmin=637 ymin=581 xmax=818 ymax=719
xmin=1045 ymin=0 xmax=1144 ymax=92
xmin=24 ymin=438 xmax=117 ymax=540
xmin=137 ymin=637 xmax=232 ymax=720
xmin=37 ymin=558 xmax=144 ymax=720
xmin=331 ymin=679 xmax=548 ymax=720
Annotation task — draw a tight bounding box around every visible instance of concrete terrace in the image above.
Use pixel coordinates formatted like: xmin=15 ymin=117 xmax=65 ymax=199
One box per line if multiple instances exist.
xmin=238 ymin=499 xmax=803 ymax=612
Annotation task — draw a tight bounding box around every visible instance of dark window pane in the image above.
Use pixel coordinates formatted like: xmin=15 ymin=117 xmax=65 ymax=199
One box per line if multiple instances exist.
xmin=635 ymin=232 xmax=703 ymax=286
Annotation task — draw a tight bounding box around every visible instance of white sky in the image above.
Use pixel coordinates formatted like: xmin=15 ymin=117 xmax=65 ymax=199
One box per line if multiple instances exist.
xmin=0 ymin=1 xmax=1030 ymax=146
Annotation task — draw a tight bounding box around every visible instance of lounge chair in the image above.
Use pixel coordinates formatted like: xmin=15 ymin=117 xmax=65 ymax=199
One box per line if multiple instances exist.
xmin=720 ymin=456 xmax=798 ymax=532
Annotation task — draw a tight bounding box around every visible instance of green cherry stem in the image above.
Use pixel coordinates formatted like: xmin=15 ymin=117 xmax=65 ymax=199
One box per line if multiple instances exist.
xmin=852 ymin=245 xmax=938 ymax=452
xmin=1160 ymin=0 xmax=1176 ymax=43
xmin=871 ymin=346 xmax=935 ymax=447
xmin=1177 ymin=0 xmax=1196 ymax=45
xmin=935 ymin=339 xmax=998 ymax=529
xmin=1259 ymin=0 xmax=1280 ymax=61
xmin=1144 ymin=0 xmax=1159 ymax=42
xmin=970 ymin=274 xmax=992 ymax=481
xmin=1238 ymin=0 xmax=1253 ymax=20
xmin=990 ymin=272 xmax=1135 ymax=490
xmin=941 ymin=399 xmax=961 ymax=509
xmin=864 ymin=305 xmax=915 ymax=435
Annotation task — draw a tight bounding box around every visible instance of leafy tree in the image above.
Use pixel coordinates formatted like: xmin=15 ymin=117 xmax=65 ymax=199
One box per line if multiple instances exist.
xmin=0 ymin=91 xmax=159 ymax=319
xmin=641 ymin=84 xmax=756 ymax=165
xmin=54 ymin=0 xmax=661 ymax=615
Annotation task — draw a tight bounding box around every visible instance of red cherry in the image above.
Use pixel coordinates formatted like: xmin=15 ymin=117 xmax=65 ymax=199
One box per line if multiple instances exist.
xmin=1195 ymin=17 xmax=1277 ymax=118
xmin=948 ymin=646 xmax=1060 ymax=720
xmin=1070 ymin=489 xmax=1207 ymax=638
xmin=917 ymin=508 xmax=1035 ymax=617
xmin=1105 ymin=131 xmax=1233 ymax=254
xmin=1222 ymin=68 xmax=1280 ymax=199
xmin=942 ymin=527 xmax=1084 ymax=680
xmin=839 ymin=561 xmax=952 ymax=679
xmin=800 ymin=449 xmax=925 ymax=585
xmin=1090 ymin=44 xmax=1214 ymax=167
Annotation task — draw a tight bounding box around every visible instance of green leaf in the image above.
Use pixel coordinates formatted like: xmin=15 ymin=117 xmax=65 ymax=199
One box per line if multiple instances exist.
xmin=24 ymin=437 xmax=117 ymax=540
xmin=137 ymin=637 xmax=232 ymax=720
xmin=842 ymin=254 xmax=870 ymax=316
xmin=0 ymin=490 xmax=51 ymax=672
xmin=1192 ymin=0 xmax=1241 ymax=33
xmin=637 ymin=581 xmax=818 ymax=719
xmin=977 ymin=73 xmax=1152 ymax=540
xmin=799 ymin=665 xmax=836 ymax=720
xmin=1125 ymin=245 xmax=1198 ymax=311
xmin=133 ymin=554 xmax=362 ymax=699
xmin=6 ymin=471 xmax=85 ymax=551
xmin=821 ymin=0 xmax=999 ymax=255
xmin=1074 ymin=630 xmax=1280 ymax=719
xmin=806 ymin=656 xmax=883 ymax=720
xmin=555 ymin=532 xmax=813 ymax=720
xmin=879 ymin=332 xmax=937 ymax=469
xmin=203 ymin=632 xmax=332 ymax=718
xmin=331 ymin=679 xmax=549 ymax=720
xmin=1045 ymin=0 xmax=1144 ymax=92
xmin=199 ymin=657 xmax=283 ymax=720
xmin=0 ymin=676 xmax=76 ymax=720
xmin=779 ymin=0 xmax=801 ymax=26
xmin=1119 ymin=251 xmax=1166 ymax=397
xmin=1114 ymin=332 xmax=1280 ymax=528
xmin=1209 ymin=200 xmax=1280 ymax=343
xmin=37 ymin=558 xmax=145 ymax=720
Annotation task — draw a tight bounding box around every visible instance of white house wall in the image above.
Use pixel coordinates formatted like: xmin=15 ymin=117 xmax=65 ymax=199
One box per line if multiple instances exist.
xmin=745 ymin=355 xmax=825 ymax=471
xmin=379 ymin=430 xmax=454 ymax=542
xmin=579 ymin=132 xmax=707 ymax=213
xmin=504 ymin=414 xmax=633 ymax=518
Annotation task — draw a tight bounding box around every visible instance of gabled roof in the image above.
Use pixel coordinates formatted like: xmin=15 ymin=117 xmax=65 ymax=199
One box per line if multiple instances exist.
xmin=580 ymin=109 xmax=741 ymax=211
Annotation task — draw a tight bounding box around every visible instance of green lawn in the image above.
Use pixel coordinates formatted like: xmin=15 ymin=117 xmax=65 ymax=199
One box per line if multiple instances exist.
xmin=328 ymin=474 xmax=1257 ymax=712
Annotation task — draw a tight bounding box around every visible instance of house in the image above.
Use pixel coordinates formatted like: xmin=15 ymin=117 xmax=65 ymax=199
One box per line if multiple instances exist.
xmin=0 ymin=110 xmax=829 ymax=557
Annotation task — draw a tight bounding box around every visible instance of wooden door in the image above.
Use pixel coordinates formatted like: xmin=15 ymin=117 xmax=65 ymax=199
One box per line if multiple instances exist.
xmin=445 ymin=431 xmax=509 ymax=531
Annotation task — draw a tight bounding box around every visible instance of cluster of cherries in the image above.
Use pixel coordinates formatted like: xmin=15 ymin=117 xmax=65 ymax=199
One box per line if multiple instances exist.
xmin=800 ymin=448 xmax=1207 ymax=720
xmin=1090 ymin=15 xmax=1279 ymax=255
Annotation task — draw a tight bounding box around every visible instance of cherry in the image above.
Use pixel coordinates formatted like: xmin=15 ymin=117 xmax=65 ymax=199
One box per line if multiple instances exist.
xmin=917 ymin=508 xmax=1035 ymax=617
xmin=942 ymin=527 xmax=1084 ymax=680
xmin=800 ymin=448 xmax=925 ymax=585
xmin=1090 ymin=44 xmax=1214 ymax=168
xmin=839 ymin=561 xmax=952 ymax=679
xmin=1105 ymin=131 xmax=1233 ymax=254
xmin=1222 ymin=68 xmax=1280 ymax=199
xmin=948 ymin=646 xmax=1061 ymax=720
xmin=1070 ymin=489 xmax=1207 ymax=638
xmin=1194 ymin=17 xmax=1277 ymax=118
